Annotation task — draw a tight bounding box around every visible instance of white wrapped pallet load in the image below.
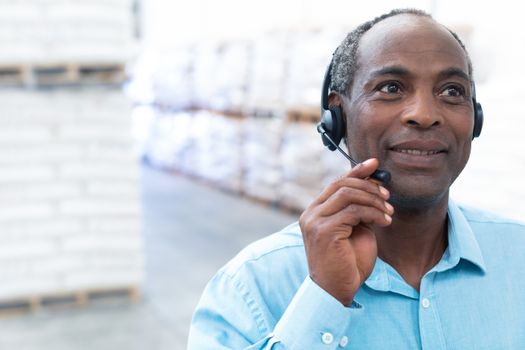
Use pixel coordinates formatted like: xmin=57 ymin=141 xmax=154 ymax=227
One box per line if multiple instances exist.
xmin=321 ymin=142 xmax=352 ymax=187
xmin=0 ymin=0 xmax=135 ymax=64
xmin=280 ymin=120 xmax=352 ymax=211
xmin=211 ymin=41 xmax=250 ymax=112
xmin=0 ymin=88 xmax=144 ymax=301
xmin=245 ymin=31 xmax=290 ymax=112
xmin=187 ymin=111 xmax=243 ymax=191
xmin=280 ymin=121 xmax=325 ymax=210
xmin=131 ymin=105 xmax=157 ymax=157
xmin=185 ymin=111 xmax=214 ymax=178
xmin=204 ymin=112 xmax=244 ymax=192
xmin=280 ymin=122 xmax=325 ymax=184
xmin=144 ymin=110 xmax=243 ymax=192
xmin=144 ymin=110 xmax=194 ymax=170
xmin=242 ymin=116 xmax=284 ymax=202
xmin=284 ymin=28 xmax=346 ymax=107
xmin=192 ymin=43 xmax=220 ymax=110
xmin=150 ymin=47 xmax=195 ymax=110
xmin=0 ymin=4 xmax=41 ymax=63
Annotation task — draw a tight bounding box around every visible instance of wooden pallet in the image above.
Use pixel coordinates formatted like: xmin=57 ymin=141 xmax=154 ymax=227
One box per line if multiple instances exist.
xmin=0 ymin=65 xmax=27 ymax=85
xmin=0 ymin=286 xmax=140 ymax=318
xmin=236 ymin=188 xmax=304 ymax=215
xmin=286 ymin=106 xmax=320 ymax=124
xmin=0 ymin=63 xmax=126 ymax=87
xmin=276 ymin=202 xmax=303 ymax=216
xmin=239 ymin=192 xmax=280 ymax=209
xmin=208 ymin=109 xmax=246 ymax=119
xmin=246 ymin=107 xmax=283 ymax=119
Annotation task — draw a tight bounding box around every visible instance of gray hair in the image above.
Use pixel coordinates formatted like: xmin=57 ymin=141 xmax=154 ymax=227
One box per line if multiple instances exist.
xmin=330 ymin=8 xmax=473 ymax=95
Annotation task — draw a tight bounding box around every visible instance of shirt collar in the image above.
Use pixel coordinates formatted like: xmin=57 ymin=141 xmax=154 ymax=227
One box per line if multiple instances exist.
xmin=363 ymin=199 xmax=486 ymax=293
xmin=444 ymin=199 xmax=486 ymax=273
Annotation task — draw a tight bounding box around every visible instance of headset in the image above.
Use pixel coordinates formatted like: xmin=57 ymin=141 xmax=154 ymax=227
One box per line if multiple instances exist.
xmin=317 ymin=60 xmax=484 ymax=184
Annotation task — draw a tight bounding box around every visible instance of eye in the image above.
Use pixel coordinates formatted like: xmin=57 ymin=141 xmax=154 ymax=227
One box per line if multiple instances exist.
xmin=379 ymin=82 xmax=402 ymax=94
xmin=439 ymin=85 xmax=466 ymax=98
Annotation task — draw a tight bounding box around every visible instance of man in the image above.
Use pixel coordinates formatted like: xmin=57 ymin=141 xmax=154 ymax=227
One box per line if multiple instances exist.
xmin=188 ymin=8 xmax=525 ymax=349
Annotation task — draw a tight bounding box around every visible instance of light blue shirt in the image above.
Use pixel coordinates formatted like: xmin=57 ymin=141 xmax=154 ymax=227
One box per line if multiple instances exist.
xmin=188 ymin=201 xmax=525 ymax=349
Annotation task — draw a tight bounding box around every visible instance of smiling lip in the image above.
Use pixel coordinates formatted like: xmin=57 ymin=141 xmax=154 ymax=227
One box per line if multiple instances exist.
xmin=388 ymin=140 xmax=448 ymax=169
xmin=394 ymin=149 xmax=441 ymax=156
xmin=389 ymin=140 xmax=448 ymax=156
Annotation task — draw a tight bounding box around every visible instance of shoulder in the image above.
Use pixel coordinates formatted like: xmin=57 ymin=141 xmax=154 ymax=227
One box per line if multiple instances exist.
xmin=189 ymin=223 xmax=307 ymax=346
xmin=208 ymin=222 xmax=308 ymax=322
xmin=458 ymin=204 xmax=525 ymax=231
xmin=219 ymin=221 xmax=307 ymax=279
xmin=456 ymin=204 xmax=525 ymax=249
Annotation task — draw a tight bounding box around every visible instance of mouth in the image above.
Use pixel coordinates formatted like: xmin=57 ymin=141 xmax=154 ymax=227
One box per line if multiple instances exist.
xmin=387 ymin=140 xmax=448 ymax=169
xmin=389 ymin=140 xmax=448 ymax=155
xmin=391 ymin=148 xmax=445 ymax=156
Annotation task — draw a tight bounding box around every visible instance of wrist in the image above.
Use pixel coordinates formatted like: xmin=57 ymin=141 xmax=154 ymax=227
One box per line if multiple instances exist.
xmin=309 ymin=274 xmax=357 ymax=307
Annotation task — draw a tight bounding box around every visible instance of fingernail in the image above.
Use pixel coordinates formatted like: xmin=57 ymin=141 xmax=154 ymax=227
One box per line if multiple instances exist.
xmin=384 ymin=213 xmax=392 ymax=223
xmin=385 ymin=202 xmax=394 ymax=214
xmin=379 ymin=186 xmax=389 ymax=197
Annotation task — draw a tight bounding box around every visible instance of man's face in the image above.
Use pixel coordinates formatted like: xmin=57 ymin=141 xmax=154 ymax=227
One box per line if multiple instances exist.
xmin=343 ymin=15 xmax=474 ymax=207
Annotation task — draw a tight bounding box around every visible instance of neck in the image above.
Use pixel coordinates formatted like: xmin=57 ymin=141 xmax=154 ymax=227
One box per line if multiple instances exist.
xmin=375 ymin=194 xmax=449 ymax=291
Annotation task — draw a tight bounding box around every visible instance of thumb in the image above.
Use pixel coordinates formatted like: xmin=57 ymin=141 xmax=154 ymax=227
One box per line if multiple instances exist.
xmin=347 ymin=158 xmax=380 ymax=179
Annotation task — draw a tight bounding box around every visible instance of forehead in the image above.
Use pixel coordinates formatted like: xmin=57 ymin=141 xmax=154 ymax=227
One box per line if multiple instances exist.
xmin=355 ymin=15 xmax=469 ymax=81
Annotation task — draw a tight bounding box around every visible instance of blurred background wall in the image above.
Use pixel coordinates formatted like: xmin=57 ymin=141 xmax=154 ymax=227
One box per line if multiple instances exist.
xmin=0 ymin=0 xmax=523 ymax=349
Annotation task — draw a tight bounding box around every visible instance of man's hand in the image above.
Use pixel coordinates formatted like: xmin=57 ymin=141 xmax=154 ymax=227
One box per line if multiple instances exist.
xmin=299 ymin=158 xmax=394 ymax=306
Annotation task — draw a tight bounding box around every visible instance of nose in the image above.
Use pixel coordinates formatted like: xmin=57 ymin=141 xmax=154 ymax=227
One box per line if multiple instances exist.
xmin=401 ymin=91 xmax=443 ymax=130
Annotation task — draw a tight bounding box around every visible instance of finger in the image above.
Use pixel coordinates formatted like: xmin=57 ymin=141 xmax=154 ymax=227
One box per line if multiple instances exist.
xmin=319 ymin=186 xmax=393 ymax=217
xmin=326 ymin=203 xmax=393 ymax=231
xmin=313 ymin=175 xmax=389 ymax=206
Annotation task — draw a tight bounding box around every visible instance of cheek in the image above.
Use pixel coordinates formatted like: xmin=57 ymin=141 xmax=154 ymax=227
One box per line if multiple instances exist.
xmin=345 ymin=104 xmax=376 ymax=154
xmin=450 ymin=140 xmax=471 ymax=186
xmin=457 ymin=139 xmax=471 ymax=164
xmin=457 ymin=134 xmax=472 ymax=168
xmin=447 ymin=113 xmax=474 ymax=176
xmin=451 ymin=112 xmax=475 ymax=153
xmin=453 ymin=110 xmax=475 ymax=138
xmin=345 ymin=102 xmax=393 ymax=156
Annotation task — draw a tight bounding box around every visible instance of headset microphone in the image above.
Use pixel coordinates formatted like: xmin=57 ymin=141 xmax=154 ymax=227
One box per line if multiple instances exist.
xmin=317 ymin=123 xmax=391 ymax=184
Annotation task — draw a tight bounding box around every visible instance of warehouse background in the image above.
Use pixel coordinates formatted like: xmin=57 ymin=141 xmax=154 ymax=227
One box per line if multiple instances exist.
xmin=0 ymin=0 xmax=523 ymax=349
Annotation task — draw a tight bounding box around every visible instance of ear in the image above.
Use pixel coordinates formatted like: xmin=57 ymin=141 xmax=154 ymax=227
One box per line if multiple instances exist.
xmin=327 ymin=91 xmax=347 ymax=123
xmin=327 ymin=91 xmax=343 ymax=108
xmin=326 ymin=91 xmax=349 ymax=147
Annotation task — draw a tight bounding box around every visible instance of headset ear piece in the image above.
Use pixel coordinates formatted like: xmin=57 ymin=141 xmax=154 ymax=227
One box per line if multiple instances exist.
xmin=320 ymin=61 xmax=347 ymax=151
xmin=319 ymin=106 xmax=345 ymax=151
xmin=472 ymin=101 xmax=483 ymax=139
xmin=470 ymin=83 xmax=483 ymax=139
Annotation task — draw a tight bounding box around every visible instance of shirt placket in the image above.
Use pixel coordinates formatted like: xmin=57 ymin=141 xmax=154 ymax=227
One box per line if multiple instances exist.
xmin=418 ymin=271 xmax=447 ymax=350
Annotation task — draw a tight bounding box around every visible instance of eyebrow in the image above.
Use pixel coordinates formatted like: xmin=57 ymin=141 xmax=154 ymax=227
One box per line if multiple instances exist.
xmin=436 ymin=67 xmax=471 ymax=83
xmin=369 ymin=66 xmax=412 ymax=79
xmin=368 ymin=65 xmax=471 ymax=83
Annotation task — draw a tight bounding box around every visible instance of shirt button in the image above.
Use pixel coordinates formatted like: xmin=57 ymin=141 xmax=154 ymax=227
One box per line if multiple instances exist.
xmin=421 ymin=298 xmax=431 ymax=308
xmin=339 ymin=335 xmax=349 ymax=347
xmin=321 ymin=332 xmax=334 ymax=344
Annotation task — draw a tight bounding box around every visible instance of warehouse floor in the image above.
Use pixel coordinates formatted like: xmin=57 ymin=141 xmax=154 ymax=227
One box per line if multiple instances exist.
xmin=0 ymin=164 xmax=298 ymax=350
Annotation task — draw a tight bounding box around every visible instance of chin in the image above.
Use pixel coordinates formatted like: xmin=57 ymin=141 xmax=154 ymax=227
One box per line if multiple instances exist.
xmin=389 ymin=192 xmax=447 ymax=212
xmin=388 ymin=179 xmax=450 ymax=211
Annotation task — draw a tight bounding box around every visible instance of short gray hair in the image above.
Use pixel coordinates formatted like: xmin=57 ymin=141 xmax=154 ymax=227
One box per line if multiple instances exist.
xmin=330 ymin=8 xmax=473 ymax=95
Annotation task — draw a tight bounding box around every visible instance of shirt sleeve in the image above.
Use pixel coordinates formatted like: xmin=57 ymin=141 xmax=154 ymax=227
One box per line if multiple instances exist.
xmin=188 ymin=271 xmax=361 ymax=349
xmin=272 ymin=276 xmax=360 ymax=348
xmin=188 ymin=270 xmax=279 ymax=349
